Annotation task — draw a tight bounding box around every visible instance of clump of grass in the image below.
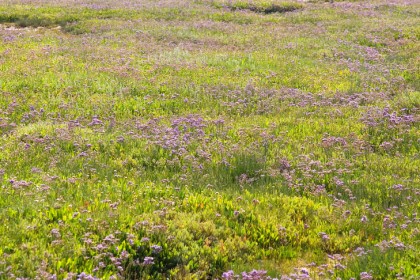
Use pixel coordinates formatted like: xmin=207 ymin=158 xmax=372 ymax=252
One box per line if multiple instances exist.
xmin=212 ymin=0 xmax=303 ymax=14
xmin=0 ymin=9 xmax=78 ymax=28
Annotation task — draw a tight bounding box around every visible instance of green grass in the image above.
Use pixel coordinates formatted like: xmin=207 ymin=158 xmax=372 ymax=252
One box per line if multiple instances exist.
xmin=0 ymin=0 xmax=419 ymax=279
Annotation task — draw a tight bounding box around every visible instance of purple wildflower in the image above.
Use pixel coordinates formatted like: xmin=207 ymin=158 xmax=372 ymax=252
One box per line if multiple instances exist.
xmin=300 ymin=268 xmax=309 ymax=275
xmin=77 ymin=272 xmax=99 ymax=280
xmin=142 ymin=256 xmax=154 ymax=265
xmin=151 ymin=244 xmax=162 ymax=254
xmin=222 ymin=270 xmax=235 ymax=279
xmin=360 ymin=272 xmax=373 ymax=280
xmin=88 ymin=116 xmax=103 ymax=126
xmin=50 ymin=229 xmax=61 ymax=239
xmin=242 ymin=269 xmax=267 ymax=280
xmin=319 ymin=232 xmax=330 ymax=241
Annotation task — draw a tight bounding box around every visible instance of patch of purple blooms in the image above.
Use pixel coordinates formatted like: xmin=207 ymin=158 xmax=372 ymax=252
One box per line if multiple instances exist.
xmin=151 ymin=244 xmax=162 ymax=254
xmin=222 ymin=270 xmax=278 ymax=280
xmin=142 ymin=256 xmax=154 ymax=266
xmin=361 ymin=107 xmax=417 ymax=128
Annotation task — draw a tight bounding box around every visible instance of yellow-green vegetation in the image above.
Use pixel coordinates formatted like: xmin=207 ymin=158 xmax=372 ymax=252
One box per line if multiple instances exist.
xmin=0 ymin=0 xmax=419 ymax=279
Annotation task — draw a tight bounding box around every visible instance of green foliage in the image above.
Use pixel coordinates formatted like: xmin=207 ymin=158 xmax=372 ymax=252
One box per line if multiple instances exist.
xmin=211 ymin=0 xmax=303 ymax=14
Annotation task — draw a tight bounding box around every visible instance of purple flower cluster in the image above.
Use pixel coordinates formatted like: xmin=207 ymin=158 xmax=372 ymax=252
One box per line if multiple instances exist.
xmin=359 ymin=272 xmax=373 ymax=280
xmin=222 ymin=270 xmax=276 ymax=280
xmin=142 ymin=256 xmax=154 ymax=266
xmin=362 ymin=107 xmax=417 ymax=128
xmin=136 ymin=115 xmax=209 ymax=157
xmin=77 ymin=272 xmax=99 ymax=280
xmin=151 ymin=244 xmax=162 ymax=254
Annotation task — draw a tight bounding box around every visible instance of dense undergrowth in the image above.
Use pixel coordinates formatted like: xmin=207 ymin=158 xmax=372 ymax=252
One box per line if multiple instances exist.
xmin=0 ymin=0 xmax=419 ymax=279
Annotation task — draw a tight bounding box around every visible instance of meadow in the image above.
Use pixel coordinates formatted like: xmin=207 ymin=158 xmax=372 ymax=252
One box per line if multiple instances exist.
xmin=0 ymin=0 xmax=419 ymax=279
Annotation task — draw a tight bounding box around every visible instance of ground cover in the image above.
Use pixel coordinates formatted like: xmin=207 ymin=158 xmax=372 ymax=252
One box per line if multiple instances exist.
xmin=0 ymin=0 xmax=419 ymax=279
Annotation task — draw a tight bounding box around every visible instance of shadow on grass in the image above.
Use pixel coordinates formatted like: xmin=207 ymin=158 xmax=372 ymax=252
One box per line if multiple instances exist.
xmin=0 ymin=13 xmax=77 ymax=29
